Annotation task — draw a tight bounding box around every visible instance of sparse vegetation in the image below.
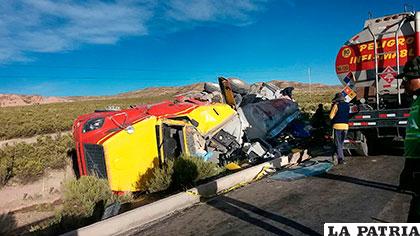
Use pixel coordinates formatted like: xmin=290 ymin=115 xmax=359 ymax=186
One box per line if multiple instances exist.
xmin=181 ymin=155 xmax=224 ymax=184
xmin=294 ymin=87 xmax=337 ymax=114
xmin=172 ymin=157 xmax=200 ymax=190
xmin=0 ymin=87 xmax=337 ymax=141
xmin=0 ymin=134 xmax=74 ymax=186
xmin=30 ymin=176 xmax=132 ymax=235
xmin=0 ymin=151 xmax=13 ymax=186
xmin=0 ymin=95 xmax=174 ymax=140
xmin=141 ymin=156 xmax=224 ymax=193
xmin=141 ymin=159 xmax=175 ymax=193
xmin=61 ymin=176 xmax=113 ymax=218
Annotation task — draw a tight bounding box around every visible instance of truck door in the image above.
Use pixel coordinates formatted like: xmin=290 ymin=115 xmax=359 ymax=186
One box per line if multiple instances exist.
xmin=156 ymin=122 xmax=187 ymax=163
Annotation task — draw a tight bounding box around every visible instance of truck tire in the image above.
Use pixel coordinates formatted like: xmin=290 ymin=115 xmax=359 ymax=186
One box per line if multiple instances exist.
xmin=352 ymin=132 xmax=368 ymax=156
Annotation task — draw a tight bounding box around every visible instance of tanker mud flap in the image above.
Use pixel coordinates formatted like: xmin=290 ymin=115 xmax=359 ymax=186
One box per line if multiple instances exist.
xmin=344 ymin=131 xmax=368 ymax=156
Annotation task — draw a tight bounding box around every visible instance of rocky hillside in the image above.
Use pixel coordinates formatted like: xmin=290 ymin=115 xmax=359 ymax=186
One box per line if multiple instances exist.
xmin=0 ymin=94 xmax=71 ymax=107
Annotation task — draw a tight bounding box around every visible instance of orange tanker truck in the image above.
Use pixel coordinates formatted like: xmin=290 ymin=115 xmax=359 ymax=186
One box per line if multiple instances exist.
xmin=336 ymin=10 xmax=420 ymax=155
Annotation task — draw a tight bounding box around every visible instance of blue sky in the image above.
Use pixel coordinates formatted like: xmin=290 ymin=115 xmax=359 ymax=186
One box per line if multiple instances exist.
xmin=0 ymin=0 xmax=419 ymax=96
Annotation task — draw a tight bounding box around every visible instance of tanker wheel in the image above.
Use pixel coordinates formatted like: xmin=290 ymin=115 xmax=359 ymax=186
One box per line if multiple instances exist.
xmin=351 ymin=131 xmax=368 ymax=156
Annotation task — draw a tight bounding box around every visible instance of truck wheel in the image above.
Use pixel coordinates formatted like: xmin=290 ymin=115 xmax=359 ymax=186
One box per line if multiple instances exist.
xmin=352 ymin=132 xmax=368 ymax=156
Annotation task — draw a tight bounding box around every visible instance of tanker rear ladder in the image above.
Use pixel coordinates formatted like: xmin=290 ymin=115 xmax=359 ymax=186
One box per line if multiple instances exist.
xmin=367 ymin=15 xmax=409 ymax=109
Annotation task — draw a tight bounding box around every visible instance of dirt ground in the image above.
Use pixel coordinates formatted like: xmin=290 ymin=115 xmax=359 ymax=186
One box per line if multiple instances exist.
xmin=130 ymin=155 xmax=412 ymax=236
xmin=0 ymin=165 xmax=74 ymax=233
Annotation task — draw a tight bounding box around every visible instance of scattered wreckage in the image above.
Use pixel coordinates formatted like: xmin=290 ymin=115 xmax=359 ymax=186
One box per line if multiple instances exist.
xmin=73 ymin=77 xmax=307 ymax=192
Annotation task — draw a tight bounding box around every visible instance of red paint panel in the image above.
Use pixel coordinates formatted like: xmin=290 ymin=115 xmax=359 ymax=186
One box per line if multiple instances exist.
xmin=72 ymin=98 xmax=206 ymax=176
xmin=76 ymin=142 xmax=86 ymax=176
xmin=336 ymin=35 xmax=417 ymax=75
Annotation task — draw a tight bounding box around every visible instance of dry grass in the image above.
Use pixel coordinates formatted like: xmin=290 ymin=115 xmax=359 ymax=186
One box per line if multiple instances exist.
xmin=30 ymin=176 xmax=132 ymax=235
xmin=0 ymin=134 xmax=74 ymax=186
xmin=294 ymin=87 xmax=337 ymax=114
xmin=0 ymin=95 xmax=174 ymax=140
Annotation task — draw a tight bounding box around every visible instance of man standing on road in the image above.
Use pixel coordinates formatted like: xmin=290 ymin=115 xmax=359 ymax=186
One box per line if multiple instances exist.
xmin=329 ymin=93 xmax=350 ymax=165
xmin=312 ymin=104 xmax=328 ymax=144
xmin=398 ymin=56 xmax=420 ymax=222
xmin=312 ymin=104 xmax=327 ymax=129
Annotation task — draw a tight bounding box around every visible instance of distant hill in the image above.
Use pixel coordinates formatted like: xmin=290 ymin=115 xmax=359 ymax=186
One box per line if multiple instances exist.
xmin=0 ymin=94 xmax=71 ymax=107
xmin=116 ymin=83 xmax=205 ymax=98
xmin=1 ymin=80 xmax=340 ymax=107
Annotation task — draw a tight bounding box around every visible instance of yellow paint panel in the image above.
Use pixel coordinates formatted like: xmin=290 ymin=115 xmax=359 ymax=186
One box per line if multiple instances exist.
xmin=187 ymin=104 xmax=236 ymax=135
xmin=103 ymin=117 xmax=159 ymax=192
xmin=225 ymin=162 xmax=241 ymax=170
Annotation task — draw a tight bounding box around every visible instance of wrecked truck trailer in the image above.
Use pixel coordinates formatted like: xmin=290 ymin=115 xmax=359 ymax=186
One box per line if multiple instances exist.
xmin=72 ymin=77 xmax=300 ymax=192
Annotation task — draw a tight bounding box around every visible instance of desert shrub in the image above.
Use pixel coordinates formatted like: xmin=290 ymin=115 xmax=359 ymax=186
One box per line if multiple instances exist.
xmin=31 ymin=176 xmax=132 ymax=235
xmin=0 ymin=134 xmax=74 ymax=185
xmin=141 ymin=159 xmax=174 ymax=193
xmin=141 ymin=156 xmax=224 ymax=193
xmin=172 ymin=158 xmax=199 ymax=189
xmin=0 ymin=143 xmax=41 ymax=184
xmin=0 ymin=149 xmax=13 ymax=187
xmin=13 ymin=152 xmax=45 ymax=183
xmin=61 ymin=176 xmax=112 ymax=218
xmin=37 ymin=135 xmax=75 ymax=170
xmin=294 ymin=88 xmax=337 ymax=115
xmin=182 ymin=155 xmax=224 ymax=182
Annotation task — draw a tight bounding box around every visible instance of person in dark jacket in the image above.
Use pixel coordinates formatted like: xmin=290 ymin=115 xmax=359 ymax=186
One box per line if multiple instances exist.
xmin=329 ymin=93 xmax=350 ymax=164
xmin=312 ymin=104 xmax=327 ymax=129
xmin=311 ymin=104 xmax=328 ymax=143
xmin=397 ymin=56 xmax=420 ymax=222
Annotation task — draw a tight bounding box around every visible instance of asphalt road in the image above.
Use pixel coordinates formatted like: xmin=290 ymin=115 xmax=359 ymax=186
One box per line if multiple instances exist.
xmin=130 ymin=156 xmax=412 ymax=236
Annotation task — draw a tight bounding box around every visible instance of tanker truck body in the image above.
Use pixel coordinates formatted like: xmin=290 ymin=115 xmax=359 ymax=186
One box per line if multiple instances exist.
xmin=335 ymin=11 xmax=420 ymax=155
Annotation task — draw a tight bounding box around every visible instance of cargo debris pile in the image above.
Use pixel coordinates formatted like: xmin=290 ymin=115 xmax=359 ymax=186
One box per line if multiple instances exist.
xmin=73 ymin=77 xmax=310 ymax=192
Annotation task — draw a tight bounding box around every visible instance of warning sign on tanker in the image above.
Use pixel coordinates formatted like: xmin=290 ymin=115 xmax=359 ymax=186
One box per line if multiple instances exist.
xmin=379 ymin=66 xmax=397 ymax=84
xmin=341 ymin=85 xmax=356 ymax=103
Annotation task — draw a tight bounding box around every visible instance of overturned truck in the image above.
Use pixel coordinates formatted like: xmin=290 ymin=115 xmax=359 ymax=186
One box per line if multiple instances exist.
xmin=72 ymin=78 xmax=300 ymax=192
